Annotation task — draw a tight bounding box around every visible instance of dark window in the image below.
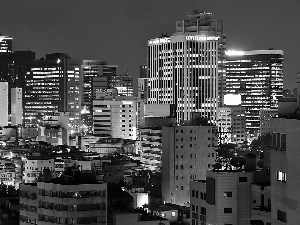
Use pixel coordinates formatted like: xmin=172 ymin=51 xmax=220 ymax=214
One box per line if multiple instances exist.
xmin=272 ymin=132 xmax=276 ymax=147
xmin=281 ymin=133 xmax=286 ymax=151
xmin=239 ymin=177 xmax=247 ymax=182
xmin=277 ymin=210 xmax=287 ymax=222
xmin=276 ymin=133 xmax=281 ymax=148
xmin=224 ymin=208 xmax=232 ymax=213
xmin=224 ymin=192 xmax=232 ymax=197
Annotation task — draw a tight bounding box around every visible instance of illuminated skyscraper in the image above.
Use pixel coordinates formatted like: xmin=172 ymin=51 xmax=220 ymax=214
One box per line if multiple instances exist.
xmin=0 ymin=34 xmax=12 ymax=53
xmin=147 ymin=11 xmax=226 ymax=124
xmin=24 ymin=53 xmax=81 ymax=132
xmin=226 ymin=50 xmax=283 ymax=134
xmin=81 ymin=60 xmax=118 ymax=133
xmin=81 ymin=60 xmax=133 ymax=134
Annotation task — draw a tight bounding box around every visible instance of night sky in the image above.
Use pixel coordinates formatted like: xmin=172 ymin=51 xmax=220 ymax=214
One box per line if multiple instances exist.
xmin=1 ymin=0 xmax=299 ymax=89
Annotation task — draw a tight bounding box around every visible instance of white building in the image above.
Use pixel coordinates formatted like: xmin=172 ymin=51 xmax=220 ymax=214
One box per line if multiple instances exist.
xmin=217 ymin=106 xmax=247 ymax=144
xmin=147 ymin=11 xmax=226 ymax=124
xmin=11 ymin=87 xmax=22 ymax=126
xmin=259 ymin=108 xmax=278 ymax=136
xmin=0 ymin=170 xmax=15 ymax=186
xmin=93 ymin=96 xmax=137 ymax=139
xmin=0 ymin=82 xmax=8 ymax=127
xmin=23 ymin=157 xmax=55 ymax=183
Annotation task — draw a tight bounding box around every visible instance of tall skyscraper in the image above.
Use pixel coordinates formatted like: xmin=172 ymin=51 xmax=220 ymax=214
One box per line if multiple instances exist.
xmin=0 ymin=82 xmax=8 ymax=127
xmin=226 ymin=50 xmax=283 ymax=135
xmin=0 ymin=34 xmax=12 ymax=53
xmin=147 ymin=11 xmax=226 ymax=124
xmin=24 ymin=53 xmax=81 ymax=132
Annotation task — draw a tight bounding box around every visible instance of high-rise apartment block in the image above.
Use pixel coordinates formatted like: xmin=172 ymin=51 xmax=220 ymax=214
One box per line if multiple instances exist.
xmin=226 ymin=50 xmax=283 ymax=135
xmin=162 ymin=124 xmax=217 ymax=206
xmin=0 ymin=82 xmax=8 ymax=127
xmin=148 ymin=11 xmax=226 ymax=124
xmin=24 ymin=53 xmax=80 ymax=131
xmin=11 ymin=87 xmax=22 ymax=125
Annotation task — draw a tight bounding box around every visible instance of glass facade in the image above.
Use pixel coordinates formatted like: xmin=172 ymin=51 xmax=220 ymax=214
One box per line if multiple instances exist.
xmin=226 ymin=50 xmax=283 ymax=134
xmin=147 ymin=11 xmax=226 ymax=124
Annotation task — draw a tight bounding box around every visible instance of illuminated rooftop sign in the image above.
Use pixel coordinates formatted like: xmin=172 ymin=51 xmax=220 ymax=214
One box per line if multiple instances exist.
xmin=148 ymin=37 xmax=170 ymax=45
xmin=186 ymin=35 xmax=219 ymax=41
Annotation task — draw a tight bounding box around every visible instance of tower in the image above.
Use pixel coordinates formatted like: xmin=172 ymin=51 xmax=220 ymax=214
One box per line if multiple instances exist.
xmin=24 ymin=53 xmax=81 ymax=132
xmin=226 ymin=50 xmax=283 ymax=136
xmin=147 ymin=11 xmax=226 ymax=124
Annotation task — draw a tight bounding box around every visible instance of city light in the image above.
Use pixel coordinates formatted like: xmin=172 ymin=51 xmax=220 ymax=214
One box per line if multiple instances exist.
xmin=225 ymin=50 xmax=245 ymax=56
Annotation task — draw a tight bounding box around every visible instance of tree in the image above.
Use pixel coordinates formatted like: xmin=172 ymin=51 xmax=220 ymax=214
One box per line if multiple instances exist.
xmin=230 ymin=157 xmax=246 ymax=170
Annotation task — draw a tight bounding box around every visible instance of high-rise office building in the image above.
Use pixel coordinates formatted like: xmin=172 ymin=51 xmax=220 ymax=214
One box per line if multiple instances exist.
xmin=147 ymin=11 xmax=226 ymax=124
xmin=11 ymin=87 xmax=22 ymax=126
xmin=0 ymin=34 xmax=12 ymax=53
xmin=226 ymin=50 xmax=283 ymax=135
xmin=81 ymin=60 xmax=133 ymax=134
xmin=81 ymin=60 xmax=117 ymax=118
xmin=0 ymin=82 xmax=8 ymax=127
xmin=24 ymin=53 xmax=81 ymax=132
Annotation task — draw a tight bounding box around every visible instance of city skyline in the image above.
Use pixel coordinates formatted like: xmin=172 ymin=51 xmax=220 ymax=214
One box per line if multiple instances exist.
xmin=1 ymin=0 xmax=299 ymax=89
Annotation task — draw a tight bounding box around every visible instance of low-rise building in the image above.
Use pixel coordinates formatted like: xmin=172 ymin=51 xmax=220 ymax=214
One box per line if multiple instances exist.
xmin=20 ymin=170 xmax=107 ymax=225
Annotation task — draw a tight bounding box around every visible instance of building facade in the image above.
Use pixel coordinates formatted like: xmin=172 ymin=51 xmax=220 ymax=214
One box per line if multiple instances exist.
xmin=147 ymin=11 xmax=226 ymax=124
xmin=226 ymin=50 xmax=283 ymax=135
xmin=0 ymin=82 xmax=8 ymax=127
xmin=217 ymin=106 xmax=247 ymax=144
xmin=162 ymin=125 xmax=217 ymax=206
xmin=81 ymin=60 xmax=118 ymax=133
xmin=190 ymin=170 xmax=254 ymax=225
xmin=20 ymin=179 xmax=107 ymax=225
xmin=93 ymin=96 xmax=137 ymax=140
xmin=11 ymin=87 xmax=22 ymax=125
xmin=0 ymin=34 xmax=12 ymax=53
xmin=259 ymin=108 xmax=278 ymax=136
xmin=24 ymin=53 xmax=81 ymax=132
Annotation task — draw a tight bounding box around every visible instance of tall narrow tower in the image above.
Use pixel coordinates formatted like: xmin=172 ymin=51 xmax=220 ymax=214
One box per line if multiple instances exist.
xmin=147 ymin=11 xmax=226 ymax=124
